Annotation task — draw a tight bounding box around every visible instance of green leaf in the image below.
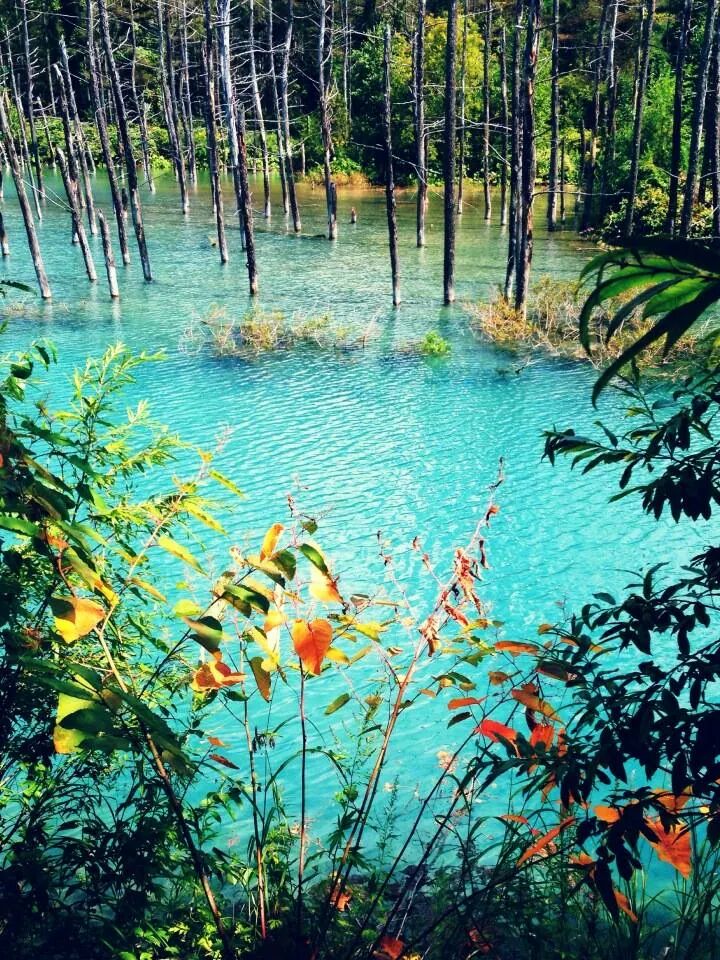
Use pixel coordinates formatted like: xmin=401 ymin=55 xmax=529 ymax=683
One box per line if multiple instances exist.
xmin=299 ymin=543 xmax=329 ymax=575
xmin=0 ymin=514 xmax=40 ymax=536
xmin=325 ymin=692 xmax=351 ymax=715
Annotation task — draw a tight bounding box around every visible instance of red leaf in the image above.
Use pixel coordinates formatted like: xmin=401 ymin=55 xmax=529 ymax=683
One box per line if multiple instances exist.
xmin=474 ymin=718 xmax=518 ymax=743
xmin=374 ymin=934 xmax=404 ymax=959
xmin=209 ymin=753 xmax=240 ymax=770
xmin=447 ymin=696 xmax=486 ymax=710
xmin=517 ymin=817 xmax=575 ymax=867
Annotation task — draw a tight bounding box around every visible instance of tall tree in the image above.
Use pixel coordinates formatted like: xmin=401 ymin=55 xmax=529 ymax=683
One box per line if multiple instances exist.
xmin=624 ymin=0 xmax=656 ymax=236
xmin=318 ymin=0 xmax=338 ymax=240
xmin=383 ymin=24 xmax=400 ymax=307
xmin=547 ymin=0 xmax=560 ymax=230
xmin=249 ymin=0 xmax=271 ymax=218
xmin=515 ymin=0 xmax=540 ymax=316
xmin=414 ymin=0 xmax=428 ymax=246
xmin=443 ymin=0 xmax=458 ymax=304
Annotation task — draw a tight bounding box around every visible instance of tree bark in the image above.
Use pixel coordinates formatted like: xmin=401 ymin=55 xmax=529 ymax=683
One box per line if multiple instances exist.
xmin=59 ymin=35 xmax=98 ymax=231
xmin=87 ymin=0 xmax=131 ymax=266
xmin=98 ymin=0 xmax=153 ymax=280
xmin=0 ymin=209 xmax=8 ymax=256
xmin=280 ymin=0 xmax=301 ymax=231
xmin=383 ymin=24 xmax=400 ymax=307
xmin=18 ymin=0 xmax=43 ymax=195
xmin=237 ymin=107 xmax=259 ymax=294
xmin=57 ymin=147 xmax=97 ymax=282
xmin=624 ymin=0 xmax=656 ymax=237
xmin=318 ymin=0 xmax=338 ymax=240
xmin=202 ymin=0 xmax=228 ymax=262
xmin=443 ymin=0 xmax=458 ymax=304
xmin=179 ymin=0 xmax=198 ymax=184
xmin=499 ymin=24 xmax=509 ymax=227
xmin=581 ymin=0 xmax=610 ymax=232
xmin=547 ymin=0 xmax=560 ymax=230
xmin=158 ymin=0 xmax=190 ymax=214
xmin=457 ymin=0 xmax=468 ymax=216
xmin=414 ymin=0 xmax=427 ymax=246
xmin=3 ymin=39 xmax=41 ymax=219
xmin=711 ymin=12 xmax=720 ymax=238
xmin=0 ymin=92 xmax=50 ymax=298
xmin=249 ymin=0 xmax=271 ymax=218
xmin=515 ymin=0 xmax=540 ymax=317
xmin=98 ymin=209 xmax=120 ymax=298
xmin=505 ymin=0 xmax=523 ymax=299
xmin=667 ymin=0 xmax=692 ymax=234
xmin=267 ymin=0 xmax=289 ymax=215
xmin=680 ymin=0 xmax=719 ymax=237
xmin=129 ymin=0 xmax=155 ymax=191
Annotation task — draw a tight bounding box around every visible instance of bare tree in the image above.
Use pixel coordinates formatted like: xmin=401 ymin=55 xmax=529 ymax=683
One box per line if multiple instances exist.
xmin=624 ymin=0 xmax=656 ymax=237
xmin=444 ymin=0 xmax=458 ymax=304
xmin=383 ymin=24 xmax=400 ymax=307
xmin=318 ymin=0 xmax=338 ymax=240
xmin=414 ymin=0 xmax=428 ymax=246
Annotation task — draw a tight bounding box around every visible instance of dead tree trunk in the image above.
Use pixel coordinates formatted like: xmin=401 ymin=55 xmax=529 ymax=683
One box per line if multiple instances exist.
xmin=59 ymin=37 xmax=98 ymax=235
xmin=202 ymin=0 xmax=228 ymax=262
xmin=443 ymin=0 xmax=458 ymax=304
xmin=318 ymin=0 xmax=338 ymax=240
xmin=129 ymin=0 xmax=155 ymax=191
xmin=38 ymin=97 xmax=56 ymax=169
xmin=158 ymin=0 xmax=189 ymax=214
xmin=680 ymin=0 xmax=719 ymax=237
xmin=457 ymin=0 xmax=468 ymax=215
xmin=57 ymin=147 xmax=97 ymax=282
xmin=482 ymin=0 xmax=492 ymax=220
xmin=383 ymin=24 xmax=400 ymax=307
xmin=581 ymin=0 xmax=610 ymax=232
xmin=217 ymin=0 xmax=258 ymax=292
xmin=414 ymin=0 xmax=427 ymax=246
xmin=342 ymin=0 xmax=351 ymax=124
xmin=515 ymin=0 xmax=540 ymax=317
xmin=560 ymin=135 xmax=566 ymax=221
xmin=179 ymin=0 xmax=198 ymax=184
xmin=4 ymin=40 xmax=41 ymax=219
xmin=0 ymin=92 xmax=50 ymax=298
xmin=87 ymin=0 xmax=130 ymax=265
xmin=98 ymin=0 xmax=153 ymax=280
xmin=98 ymin=210 xmax=120 ymax=298
xmin=499 ymin=24 xmax=509 ymax=226
xmin=598 ymin=0 xmax=619 ymax=222
xmin=18 ymin=0 xmax=44 ymax=195
xmin=505 ymin=0 xmax=523 ymax=299
xmin=0 ymin=210 xmax=8 ymax=256
xmin=249 ymin=0 xmax=271 ymax=218
xmin=624 ymin=0 xmax=655 ymax=237
xmin=711 ymin=12 xmax=720 ymax=238
xmin=237 ymin=107 xmax=259 ymax=294
xmin=267 ymin=0 xmax=288 ymax=215
xmin=280 ymin=0 xmax=301 ymax=231
xmin=547 ymin=0 xmax=560 ymax=230
xmin=667 ymin=0 xmax=692 ymax=233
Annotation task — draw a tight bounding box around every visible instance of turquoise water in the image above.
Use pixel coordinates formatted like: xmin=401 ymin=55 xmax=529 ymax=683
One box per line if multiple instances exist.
xmin=0 ymin=172 xmax=710 ymax=852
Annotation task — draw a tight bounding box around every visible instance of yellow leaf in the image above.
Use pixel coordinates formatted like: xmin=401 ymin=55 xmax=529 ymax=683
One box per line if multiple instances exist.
xmin=292 ymin=618 xmax=333 ymax=675
xmin=51 ymin=596 xmax=106 ymax=643
xmin=157 ymin=535 xmax=204 ymax=574
xmin=249 ymin=656 xmax=272 ymax=701
xmin=53 ymin=688 xmax=95 ymax=754
xmin=326 ymin=647 xmax=350 ymax=665
xmin=129 ymin=577 xmax=167 ymax=603
xmin=247 ymin=625 xmax=280 ymax=671
xmin=260 ymin=522 xmax=284 ymax=560
xmin=511 ymin=688 xmax=561 ymax=722
xmin=309 ymin=566 xmax=342 ymax=604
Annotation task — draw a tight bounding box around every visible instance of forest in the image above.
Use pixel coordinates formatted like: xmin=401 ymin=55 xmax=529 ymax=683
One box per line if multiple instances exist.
xmin=3 ymin=1 xmax=720 ymax=959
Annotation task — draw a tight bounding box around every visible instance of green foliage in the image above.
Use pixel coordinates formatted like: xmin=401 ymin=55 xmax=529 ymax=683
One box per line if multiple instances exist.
xmin=419 ymin=330 xmax=451 ymax=356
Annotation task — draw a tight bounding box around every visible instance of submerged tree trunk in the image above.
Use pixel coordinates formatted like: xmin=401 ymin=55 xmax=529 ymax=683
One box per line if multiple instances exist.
xmin=217 ymin=0 xmax=258 ymax=292
xmin=98 ymin=0 xmax=152 ymax=280
xmin=202 ymin=0 xmax=228 ymax=263
xmin=249 ymin=0 xmax=271 ymax=218
xmin=515 ymin=0 xmax=540 ymax=317
xmin=457 ymin=0 xmax=468 ymax=215
xmin=98 ymin=210 xmax=120 ymax=298
xmin=680 ymin=0 xmax=719 ymax=237
xmin=383 ymin=24 xmax=400 ymax=307
xmin=18 ymin=0 xmax=43 ymax=196
xmin=0 ymin=92 xmax=50 ymax=298
xmin=499 ymin=24 xmax=509 ymax=227
xmin=414 ymin=0 xmax=428 ymax=246
xmin=267 ymin=0 xmax=289 ymax=215
xmin=443 ymin=0 xmax=458 ymax=304
xmin=547 ymin=0 xmax=560 ymax=230
xmin=4 ymin=39 xmax=41 ymax=219
xmin=59 ymin=35 xmax=97 ymax=233
xmin=624 ymin=0 xmax=655 ymax=237
xmin=318 ymin=0 xmax=338 ymax=240
xmin=482 ymin=0 xmax=492 ymax=220
xmin=158 ymin=0 xmax=189 ymax=215
xmin=667 ymin=0 xmax=692 ymax=234
xmin=280 ymin=0 xmax=301 ymax=231
xmin=179 ymin=0 xmax=197 ymax=185
xmin=87 ymin=0 xmax=130 ymax=266
xmin=57 ymin=147 xmax=97 ymax=283
xmin=505 ymin=0 xmax=523 ymax=299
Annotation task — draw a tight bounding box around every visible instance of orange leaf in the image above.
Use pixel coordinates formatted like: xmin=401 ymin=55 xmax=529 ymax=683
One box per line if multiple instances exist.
xmin=488 ymin=670 xmax=513 ymax=685
xmin=209 ymin=753 xmax=240 ymax=770
xmin=260 ymin=522 xmax=284 ymax=560
xmin=292 ymin=618 xmax=333 ymax=675
xmin=192 ymin=657 xmax=246 ymax=692
xmin=208 ymin=736 xmax=226 ymax=747
xmin=475 ymin=718 xmax=518 ymax=743
xmin=448 ymin=696 xmax=486 ymax=710
xmin=511 ymin=688 xmax=560 ymax=722
xmin=614 ymin=890 xmax=638 ymax=923
xmin=530 ymin=723 xmax=555 ymax=749
xmin=594 ymin=805 xmax=622 ymax=823
xmin=374 ymin=934 xmax=404 ymax=960
xmin=330 ymin=888 xmax=352 ymax=911
xmin=495 ymin=640 xmax=540 ymax=656
xmin=537 ymin=623 xmax=553 ymax=634
xmin=645 ymin=818 xmax=692 ymax=877
xmin=500 ymin=813 xmax=529 ymax=825
xmin=654 ymin=788 xmax=691 ymax=814
xmin=517 ymin=817 xmax=575 ymax=867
